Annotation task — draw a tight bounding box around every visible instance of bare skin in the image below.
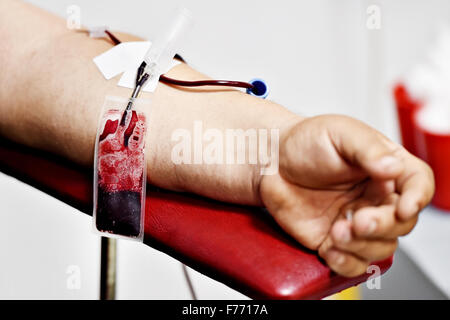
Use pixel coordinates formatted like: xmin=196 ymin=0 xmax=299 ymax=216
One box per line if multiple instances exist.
xmin=0 ymin=0 xmax=435 ymax=277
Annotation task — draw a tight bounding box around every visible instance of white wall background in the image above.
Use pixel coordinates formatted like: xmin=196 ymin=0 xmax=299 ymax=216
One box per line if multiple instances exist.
xmin=1 ymin=0 xmax=449 ymax=299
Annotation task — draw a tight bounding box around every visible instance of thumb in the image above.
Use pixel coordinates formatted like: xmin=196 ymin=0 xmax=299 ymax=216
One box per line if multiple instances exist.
xmin=331 ymin=116 xmax=404 ymax=179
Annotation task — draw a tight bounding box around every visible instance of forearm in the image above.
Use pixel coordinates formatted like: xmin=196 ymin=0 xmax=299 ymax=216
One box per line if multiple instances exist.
xmin=0 ymin=0 xmax=302 ymax=205
xmin=1 ymin=1 xmax=434 ymax=279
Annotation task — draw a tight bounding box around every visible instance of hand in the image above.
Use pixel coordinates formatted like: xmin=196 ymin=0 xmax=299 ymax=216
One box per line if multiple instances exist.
xmin=259 ymin=114 xmax=435 ymax=277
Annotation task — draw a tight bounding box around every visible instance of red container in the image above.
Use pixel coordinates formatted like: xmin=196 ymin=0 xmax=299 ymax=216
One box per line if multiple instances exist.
xmin=393 ymin=83 xmax=450 ymax=211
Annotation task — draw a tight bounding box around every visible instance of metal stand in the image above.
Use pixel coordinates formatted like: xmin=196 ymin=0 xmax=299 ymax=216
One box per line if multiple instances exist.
xmin=182 ymin=264 xmax=197 ymax=300
xmin=99 ymin=238 xmax=197 ymax=300
xmin=100 ymin=237 xmax=117 ymax=300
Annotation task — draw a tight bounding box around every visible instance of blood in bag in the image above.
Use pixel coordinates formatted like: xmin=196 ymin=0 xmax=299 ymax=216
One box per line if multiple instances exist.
xmin=93 ymin=108 xmax=147 ymax=240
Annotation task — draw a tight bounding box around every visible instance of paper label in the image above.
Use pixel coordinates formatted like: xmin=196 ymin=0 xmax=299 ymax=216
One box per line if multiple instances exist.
xmin=93 ymin=41 xmax=181 ymax=93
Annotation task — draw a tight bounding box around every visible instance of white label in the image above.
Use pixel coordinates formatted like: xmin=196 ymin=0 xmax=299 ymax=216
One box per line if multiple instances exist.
xmin=93 ymin=41 xmax=181 ymax=93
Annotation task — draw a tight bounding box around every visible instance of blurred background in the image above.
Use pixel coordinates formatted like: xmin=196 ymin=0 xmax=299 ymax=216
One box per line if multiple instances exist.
xmin=0 ymin=0 xmax=449 ymax=299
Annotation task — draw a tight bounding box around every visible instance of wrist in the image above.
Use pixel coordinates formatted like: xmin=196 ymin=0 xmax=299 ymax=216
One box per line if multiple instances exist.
xmin=145 ymin=89 xmax=305 ymax=206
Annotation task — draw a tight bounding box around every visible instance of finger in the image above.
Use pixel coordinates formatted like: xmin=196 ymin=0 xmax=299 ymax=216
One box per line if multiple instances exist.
xmin=339 ymin=198 xmax=372 ymax=221
xmin=330 ymin=220 xmax=398 ymax=261
xmin=319 ymin=247 xmax=369 ymax=278
xmin=362 ymin=179 xmax=396 ymax=202
xmin=353 ymin=205 xmax=418 ymax=239
xmin=338 ymin=179 xmax=396 ymax=220
xmin=396 ymin=155 xmax=435 ymax=220
xmin=330 ymin=116 xmax=404 ymax=180
xmin=352 ymin=194 xmax=418 ymax=239
xmin=262 ymin=174 xmax=365 ymax=251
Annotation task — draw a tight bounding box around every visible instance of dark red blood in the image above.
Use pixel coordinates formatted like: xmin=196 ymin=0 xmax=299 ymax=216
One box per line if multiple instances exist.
xmin=123 ymin=111 xmax=138 ymax=147
xmin=99 ymin=119 xmax=119 ymax=141
xmin=96 ymin=187 xmax=142 ymax=237
xmin=96 ymin=110 xmax=146 ymax=237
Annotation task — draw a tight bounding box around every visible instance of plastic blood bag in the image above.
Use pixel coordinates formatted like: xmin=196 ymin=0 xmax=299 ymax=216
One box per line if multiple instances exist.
xmin=93 ymin=97 xmax=148 ymax=241
xmin=92 ymin=9 xmax=192 ymax=240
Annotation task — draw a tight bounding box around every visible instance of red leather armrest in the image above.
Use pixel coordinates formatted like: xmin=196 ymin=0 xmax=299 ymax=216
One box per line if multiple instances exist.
xmin=0 ymin=139 xmax=392 ymax=299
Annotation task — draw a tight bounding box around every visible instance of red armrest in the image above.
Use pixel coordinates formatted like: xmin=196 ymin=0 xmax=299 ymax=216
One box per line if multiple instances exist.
xmin=0 ymin=138 xmax=392 ymax=299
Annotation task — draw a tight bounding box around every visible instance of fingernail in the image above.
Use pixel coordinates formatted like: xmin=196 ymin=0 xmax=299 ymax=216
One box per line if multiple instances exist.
xmin=366 ymin=220 xmax=377 ymax=235
xmin=378 ymin=156 xmax=401 ymax=171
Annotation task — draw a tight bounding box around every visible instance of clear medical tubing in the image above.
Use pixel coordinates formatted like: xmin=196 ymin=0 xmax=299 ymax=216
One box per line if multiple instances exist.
xmin=142 ymin=7 xmax=194 ymax=80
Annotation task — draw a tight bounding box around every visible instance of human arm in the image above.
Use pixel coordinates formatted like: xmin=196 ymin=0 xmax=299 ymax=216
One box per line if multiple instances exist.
xmin=0 ymin=0 xmax=434 ymax=277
